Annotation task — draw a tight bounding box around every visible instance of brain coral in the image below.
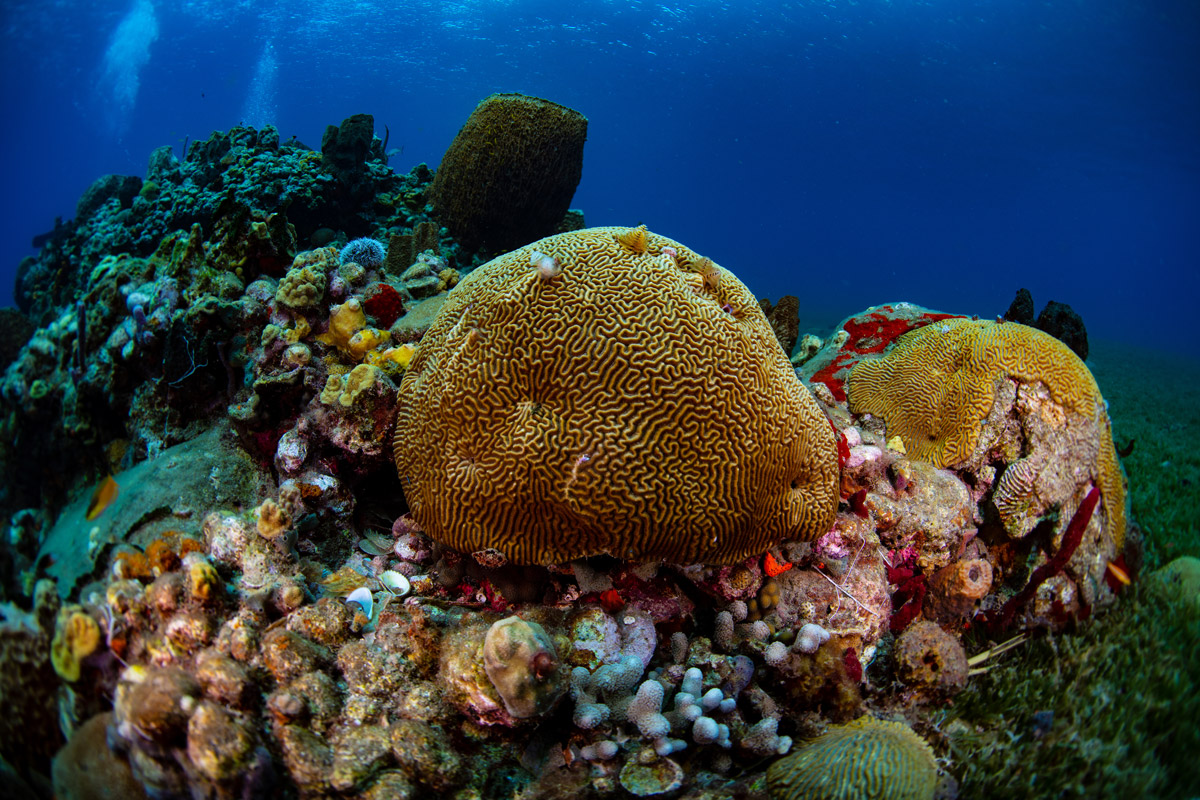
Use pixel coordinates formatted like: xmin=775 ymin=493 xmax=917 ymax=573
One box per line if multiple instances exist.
xmin=428 ymin=93 xmax=587 ymax=255
xmin=847 ymin=318 xmax=1125 ymax=548
xmin=392 ymin=226 xmax=839 ymax=565
xmin=766 ymin=716 xmax=939 ymax=800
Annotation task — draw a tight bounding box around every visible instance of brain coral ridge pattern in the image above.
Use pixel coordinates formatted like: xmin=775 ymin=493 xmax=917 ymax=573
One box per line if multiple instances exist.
xmin=393 ymin=226 xmax=839 ymax=565
xmin=766 ymin=716 xmax=939 ymax=800
xmin=846 ymin=318 xmax=1125 ymax=548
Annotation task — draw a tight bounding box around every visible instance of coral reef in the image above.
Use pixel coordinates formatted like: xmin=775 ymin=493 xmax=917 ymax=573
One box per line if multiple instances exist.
xmin=393 ymin=225 xmax=839 ymax=564
xmin=429 ymin=93 xmax=588 ymax=255
xmin=0 ymin=101 xmax=1183 ymax=800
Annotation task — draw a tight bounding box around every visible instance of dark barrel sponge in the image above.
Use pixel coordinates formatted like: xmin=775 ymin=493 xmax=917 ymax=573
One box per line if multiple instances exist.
xmin=1037 ymin=300 xmax=1088 ymax=360
xmin=1003 ymin=287 xmax=1035 ymax=325
xmin=429 ymin=94 xmax=587 ymax=256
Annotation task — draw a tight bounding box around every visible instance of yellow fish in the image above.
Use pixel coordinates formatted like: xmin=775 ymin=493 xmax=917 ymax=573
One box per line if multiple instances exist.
xmin=85 ymin=475 xmax=119 ymax=521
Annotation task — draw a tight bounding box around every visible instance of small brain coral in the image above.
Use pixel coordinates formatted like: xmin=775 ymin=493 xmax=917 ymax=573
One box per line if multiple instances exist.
xmin=393 ymin=226 xmax=839 ymax=565
xmin=766 ymin=716 xmax=939 ymax=800
xmin=847 ymin=318 xmax=1125 ymax=549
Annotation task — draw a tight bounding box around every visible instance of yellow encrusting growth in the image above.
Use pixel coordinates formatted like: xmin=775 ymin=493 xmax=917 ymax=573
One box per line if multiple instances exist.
xmin=766 ymin=716 xmax=939 ymax=800
xmin=50 ymin=606 xmax=102 ymax=682
xmin=393 ymin=226 xmax=839 ymax=565
xmin=847 ymin=318 xmax=1126 ymax=548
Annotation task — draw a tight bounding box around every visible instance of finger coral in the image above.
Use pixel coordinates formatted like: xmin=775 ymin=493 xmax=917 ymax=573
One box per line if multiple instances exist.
xmin=393 ymin=226 xmax=839 ymax=565
xmin=766 ymin=715 xmax=940 ymax=800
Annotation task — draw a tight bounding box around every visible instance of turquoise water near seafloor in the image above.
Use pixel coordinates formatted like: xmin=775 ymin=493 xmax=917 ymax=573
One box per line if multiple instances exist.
xmin=1 ymin=0 xmax=1197 ymax=353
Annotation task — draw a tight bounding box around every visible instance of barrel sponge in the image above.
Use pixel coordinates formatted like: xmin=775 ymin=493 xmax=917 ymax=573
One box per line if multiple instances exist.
xmin=429 ymin=93 xmax=587 ymax=254
xmin=392 ymin=226 xmax=839 ymax=565
xmin=847 ymin=318 xmax=1125 ymax=548
xmin=766 ymin=716 xmax=939 ymax=800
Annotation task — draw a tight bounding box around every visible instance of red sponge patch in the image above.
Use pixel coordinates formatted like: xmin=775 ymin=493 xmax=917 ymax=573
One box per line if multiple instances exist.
xmin=362 ymin=282 xmax=406 ymax=328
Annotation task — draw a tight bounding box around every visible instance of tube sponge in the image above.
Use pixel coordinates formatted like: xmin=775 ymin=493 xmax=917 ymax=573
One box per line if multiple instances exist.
xmin=483 ymin=616 xmax=566 ymax=718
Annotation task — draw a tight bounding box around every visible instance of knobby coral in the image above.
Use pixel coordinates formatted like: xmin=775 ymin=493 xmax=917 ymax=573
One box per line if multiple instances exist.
xmin=393 ymin=226 xmax=839 ymax=564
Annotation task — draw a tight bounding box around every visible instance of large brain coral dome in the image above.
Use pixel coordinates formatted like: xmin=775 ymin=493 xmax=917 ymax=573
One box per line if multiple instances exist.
xmin=392 ymin=226 xmax=839 ymax=565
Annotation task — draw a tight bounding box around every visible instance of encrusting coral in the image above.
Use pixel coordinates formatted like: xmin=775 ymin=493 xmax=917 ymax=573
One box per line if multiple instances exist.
xmin=393 ymin=226 xmax=839 ymax=565
xmin=482 ymin=615 xmax=567 ymax=718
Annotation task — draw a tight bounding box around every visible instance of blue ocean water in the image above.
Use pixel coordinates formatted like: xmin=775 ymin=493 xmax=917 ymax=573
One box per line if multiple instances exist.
xmin=1 ymin=0 xmax=1196 ymax=350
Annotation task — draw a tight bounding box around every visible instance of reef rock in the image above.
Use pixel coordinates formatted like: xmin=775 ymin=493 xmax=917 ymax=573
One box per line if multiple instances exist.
xmin=38 ymin=422 xmax=271 ymax=598
xmin=846 ymin=318 xmax=1124 ymax=585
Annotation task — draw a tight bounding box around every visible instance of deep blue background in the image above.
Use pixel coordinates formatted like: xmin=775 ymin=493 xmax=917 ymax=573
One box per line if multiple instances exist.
xmin=1 ymin=0 xmax=1196 ymax=350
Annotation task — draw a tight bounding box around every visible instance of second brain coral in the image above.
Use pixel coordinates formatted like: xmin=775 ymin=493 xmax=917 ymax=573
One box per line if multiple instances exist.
xmin=393 ymin=226 xmax=840 ymax=565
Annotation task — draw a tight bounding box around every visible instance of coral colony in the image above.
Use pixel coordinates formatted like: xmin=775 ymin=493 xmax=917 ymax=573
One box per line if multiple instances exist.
xmin=0 ymin=93 xmax=1188 ymax=800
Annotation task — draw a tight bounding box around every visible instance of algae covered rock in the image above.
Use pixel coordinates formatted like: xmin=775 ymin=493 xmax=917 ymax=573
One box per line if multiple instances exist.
xmin=429 ymin=93 xmax=587 ymax=254
xmin=393 ymin=226 xmax=839 ymax=565
xmin=482 ymin=615 xmax=566 ymax=718
xmin=52 ymin=713 xmax=147 ymax=800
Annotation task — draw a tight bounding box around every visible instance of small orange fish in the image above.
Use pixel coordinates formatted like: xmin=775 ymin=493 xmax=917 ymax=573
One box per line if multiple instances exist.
xmin=764 ymin=552 xmax=793 ymax=577
xmin=1106 ymin=559 xmax=1131 ymax=586
xmin=598 ymin=588 xmax=624 ymax=612
xmin=85 ymin=475 xmax=119 ymax=521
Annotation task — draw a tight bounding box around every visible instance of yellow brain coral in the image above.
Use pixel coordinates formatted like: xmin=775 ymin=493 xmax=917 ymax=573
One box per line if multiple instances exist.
xmin=766 ymin=716 xmax=939 ymax=800
xmin=847 ymin=318 xmax=1125 ymax=548
xmin=392 ymin=226 xmax=839 ymax=565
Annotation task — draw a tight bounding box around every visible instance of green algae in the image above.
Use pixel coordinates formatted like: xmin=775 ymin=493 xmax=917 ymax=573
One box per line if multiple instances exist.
xmin=935 ymin=341 xmax=1200 ymax=799
xmin=1090 ymin=341 xmax=1200 ymax=570
xmin=942 ymin=581 xmax=1199 ymax=798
